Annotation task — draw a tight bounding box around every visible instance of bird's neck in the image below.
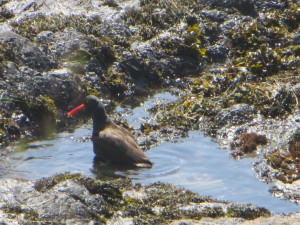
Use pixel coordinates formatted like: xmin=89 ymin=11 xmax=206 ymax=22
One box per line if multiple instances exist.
xmin=92 ymin=108 xmax=110 ymax=135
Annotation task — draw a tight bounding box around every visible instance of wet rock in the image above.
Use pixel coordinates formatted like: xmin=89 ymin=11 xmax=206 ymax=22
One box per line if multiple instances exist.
xmin=269 ymin=180 xmax=300 ymax=204
xmin=206 ymin=45 xmax=229 ymax=62
xmin=170 ymin=213 xmax=300 ymax=225
xmin=4 ymin=68 xmax=84 ymax=110
xmin=260 ymin=88 xmax=296 ymax=118
xmin=0 ymin=173 xmax=271 ymax=224
xmin=288 ymin=129 xmax=300 ymax=157
xmin=0 ymin=31 xmax=57 ymax=70
xmin=201 ymin=0 xmax=258 ymax=17
xmin=0 ymin=4 xmax=14 ymax=21
xmin=35 ymin=28 xmax=111 ymax=75
xmin=170 ymin=218 xmax=245 ymax=225
xmin=120 ymin=57 xmax=161 ymax=87
xmin=215 ymin=104 xmax=255 ymax=127
xmin=0 ymin=63 xmax=86 ymax=139
xmin=261 ymin=0 xmax=289 ymax=11
xmin=200 ymin=10 xmax=227 ymax=23
xmin=256 ymin=127 xmax=300 ymax=189
xmin=292 ymin=33 xmax=300 ymax=44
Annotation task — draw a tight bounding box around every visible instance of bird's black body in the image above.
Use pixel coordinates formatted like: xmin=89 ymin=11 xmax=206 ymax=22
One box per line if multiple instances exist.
xmin=82 ymin=96 xmax=152 ymax=167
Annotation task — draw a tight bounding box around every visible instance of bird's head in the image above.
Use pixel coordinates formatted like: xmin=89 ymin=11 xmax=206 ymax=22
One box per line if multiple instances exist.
xmin=67 ymin=95 xmax=106 ymax=117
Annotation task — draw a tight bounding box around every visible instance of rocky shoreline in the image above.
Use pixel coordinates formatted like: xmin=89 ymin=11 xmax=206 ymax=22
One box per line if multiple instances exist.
xmin=0 ymin=172 xmax=271 ymax=224
xmin=0 ymin=0 xmax=300 ymax=224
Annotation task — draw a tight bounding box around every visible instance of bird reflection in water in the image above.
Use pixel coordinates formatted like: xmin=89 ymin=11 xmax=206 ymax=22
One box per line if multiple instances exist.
xmin=91 ymin=156 xmax=150 ymax=180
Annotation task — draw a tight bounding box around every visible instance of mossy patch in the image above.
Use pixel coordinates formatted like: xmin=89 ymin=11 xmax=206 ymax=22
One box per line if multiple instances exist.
xmin=140 ymin=123 xmax=161 ymax=134
xmin=76 ymin=177 xmax=132 ymax=221
xmin=67 ymin=49 xmax=91 ymax=64
xmin=34 ymin=172 xmax=82 ymax=192
xmin=79 ymin=177 xmax=130 ymax=203
xmin=10 ymin=14 xmax=104 ymax=40
xmin=103 ymin=76 xmax=128 ymax=99
xmin=124 ymin=182 xmax=214 ymax=223
xmin=0 ymin=114 xmax=21 ymax=147
xmin=14 ymin=95 xmax=58 ymax=136
xmin=226 ymin=204 xmax=271 ymax=219
xmin=1 ymin=204 xmax=40 ymax=222
xmin=123 ymin=182 xmax=269 ymax=224
xmin=15 ymin=95 xmax=57 ymax=121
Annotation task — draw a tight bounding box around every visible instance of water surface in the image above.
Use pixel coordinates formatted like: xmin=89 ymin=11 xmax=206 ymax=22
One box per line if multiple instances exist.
xmin=1 ymin=92 xmax=300 ymax=214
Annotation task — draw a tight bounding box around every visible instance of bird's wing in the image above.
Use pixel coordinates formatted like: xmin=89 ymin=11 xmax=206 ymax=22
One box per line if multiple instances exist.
xmin=112 ymin=124 xmax=140 ymax=147
xmin=93 ymin=130 xmax=148 ymax=163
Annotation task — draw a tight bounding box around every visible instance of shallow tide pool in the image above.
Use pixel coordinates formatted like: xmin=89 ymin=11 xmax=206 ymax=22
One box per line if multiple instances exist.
xmin=1 ymin=92 xmax=300 ymax=214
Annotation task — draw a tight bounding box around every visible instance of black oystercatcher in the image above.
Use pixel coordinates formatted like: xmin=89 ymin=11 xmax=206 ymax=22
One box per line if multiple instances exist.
xmin=67 ymin=96 xmax=152 ymax=168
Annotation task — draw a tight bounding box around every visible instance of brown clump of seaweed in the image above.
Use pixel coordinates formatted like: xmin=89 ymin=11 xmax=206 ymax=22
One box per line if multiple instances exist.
xmin=231 ymin=132 xmax=268 ymax=158
xmin=239 ymin=133 xmax=268 ymax=153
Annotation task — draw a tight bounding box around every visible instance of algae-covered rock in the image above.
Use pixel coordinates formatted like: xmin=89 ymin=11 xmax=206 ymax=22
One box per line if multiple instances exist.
xmin=0 ymin=173 xmax=271 ymax=224
xmin=0 ymin=66 xmax=86 ymax=138
xmin=215 ymin=104 xmax=255 ymax=127
xmin=257 ymin=128 xmax=300 ymax=191
xmin=0 ymin=31 xmax=56 ymax=70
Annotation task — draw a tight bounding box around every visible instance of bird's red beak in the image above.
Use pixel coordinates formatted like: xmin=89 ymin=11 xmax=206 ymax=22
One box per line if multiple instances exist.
xmin=67 ymin=104 xmax=85 ymax=116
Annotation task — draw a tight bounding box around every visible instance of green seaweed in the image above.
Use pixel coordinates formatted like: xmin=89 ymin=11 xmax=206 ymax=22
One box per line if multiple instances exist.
xmin=10 ymin=14 xmax=104 ymax=40
xmin=22 ymin=173 xmax=273 ymax=223
xmin=1 ymin=204 xmax=40 ymax=222
xmin=34 ymin=172 xmax=82 ymax=192
xmin=227 ymin=204 xmax=271 ymax=219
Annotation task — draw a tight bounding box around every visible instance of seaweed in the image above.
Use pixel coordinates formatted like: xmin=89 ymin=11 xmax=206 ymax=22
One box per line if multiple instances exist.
xmin=34 ymin=172 xmax=82 ymax=192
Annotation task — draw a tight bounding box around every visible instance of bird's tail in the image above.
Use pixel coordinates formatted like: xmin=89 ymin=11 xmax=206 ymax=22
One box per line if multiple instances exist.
xmin=135 ymin=159 xmax=153 ymax=168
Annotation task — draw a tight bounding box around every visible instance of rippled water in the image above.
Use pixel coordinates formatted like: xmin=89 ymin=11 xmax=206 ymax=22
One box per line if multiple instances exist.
xmin=1 ymin=92 xmax=300 ymax=214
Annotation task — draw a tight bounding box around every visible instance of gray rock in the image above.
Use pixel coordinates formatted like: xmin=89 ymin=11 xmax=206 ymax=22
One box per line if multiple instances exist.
xmin=216 ymin=104 xmax=255 ymax=127
xmin=0 ymin=31 xmax=57 ymax=70
xmin=0 ymin=173 xmax=272 ymax=224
